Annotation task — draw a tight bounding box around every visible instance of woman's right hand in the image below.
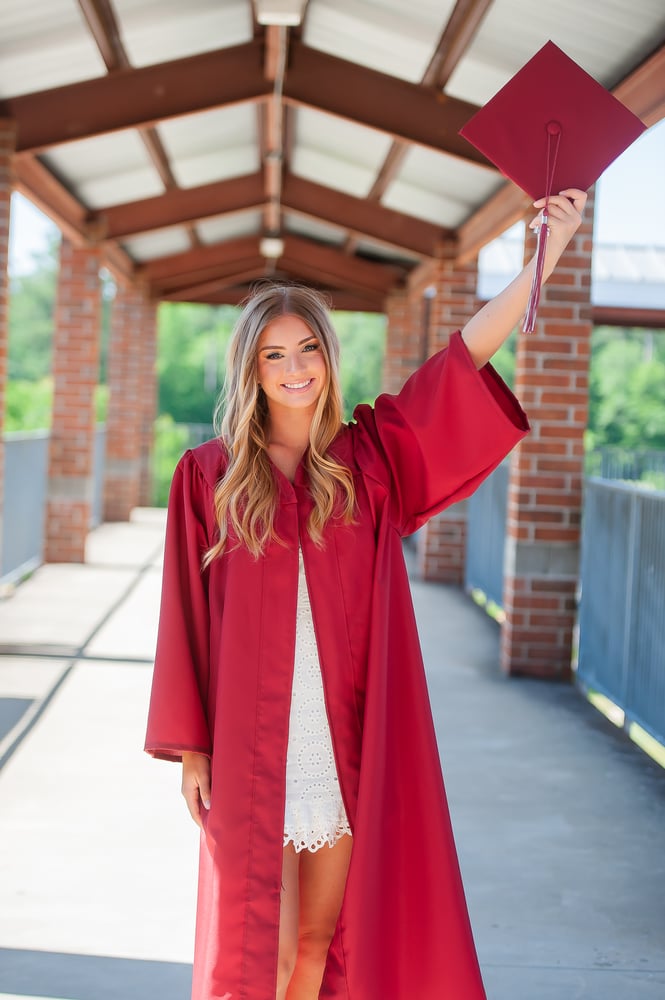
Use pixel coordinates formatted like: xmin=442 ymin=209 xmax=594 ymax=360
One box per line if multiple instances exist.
xmin=181 ymin=751 xmax=212 ymax=829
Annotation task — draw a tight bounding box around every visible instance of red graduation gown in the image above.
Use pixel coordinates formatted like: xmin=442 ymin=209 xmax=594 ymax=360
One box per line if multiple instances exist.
xmin=145 ymin=332 xmax=529 ymax=1000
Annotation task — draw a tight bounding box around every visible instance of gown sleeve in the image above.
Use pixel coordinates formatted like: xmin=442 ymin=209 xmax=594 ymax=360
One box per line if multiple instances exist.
xmin=351 ymin=330 xmax=529 ymax=536
xmin=144 ymin=450 xmax=213 ymax=762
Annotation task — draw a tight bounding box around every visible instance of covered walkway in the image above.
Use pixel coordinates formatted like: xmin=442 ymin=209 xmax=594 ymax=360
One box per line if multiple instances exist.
xmin=0 ymin=514 xmax=663 ymax=1000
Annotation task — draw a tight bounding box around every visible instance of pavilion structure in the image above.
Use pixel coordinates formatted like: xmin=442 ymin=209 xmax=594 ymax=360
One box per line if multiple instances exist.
xmin=1 ymin=0 xmax=664 ymax=678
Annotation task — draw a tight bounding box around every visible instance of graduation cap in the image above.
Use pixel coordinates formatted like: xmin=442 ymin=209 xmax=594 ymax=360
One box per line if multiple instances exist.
xmin=459 ymin=41 xmax=647 ymax=331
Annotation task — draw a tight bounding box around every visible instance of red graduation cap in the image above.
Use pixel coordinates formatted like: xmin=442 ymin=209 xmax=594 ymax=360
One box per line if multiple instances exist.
xmin=459 ymin=41 xmax=647 ymax=331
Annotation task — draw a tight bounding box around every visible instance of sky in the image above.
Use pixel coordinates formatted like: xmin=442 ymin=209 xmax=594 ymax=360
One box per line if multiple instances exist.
xmin=8 ymin=119 xmax=665 ymax=277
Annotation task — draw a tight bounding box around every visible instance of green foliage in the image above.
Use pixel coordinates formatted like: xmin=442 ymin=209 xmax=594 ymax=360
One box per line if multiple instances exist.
xmin=332 ymin=310 xmax=387 ymax=419
xmin=490 ymin=328 xmax=517 ymax=388
xmin=4 ymin=378 xmax=53 ymax=431
xmin=157 ymin=303 xmax=238 ymax=423
xmin=8 ymin=242 xmax=58 ymax=381
xmin=152 ymin=414 xmax=196 ymax=507
xmin=587 ymin=327 xmax=665 ymax=450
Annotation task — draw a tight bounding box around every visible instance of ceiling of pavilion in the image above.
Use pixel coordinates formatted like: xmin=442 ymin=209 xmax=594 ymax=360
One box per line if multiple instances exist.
xmin=1 ymin=0 xmax=664 ymax=311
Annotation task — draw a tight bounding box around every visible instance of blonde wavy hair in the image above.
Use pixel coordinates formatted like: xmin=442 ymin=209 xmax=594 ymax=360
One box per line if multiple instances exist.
xmin=204 ymin=283 xmax=356 ymax=562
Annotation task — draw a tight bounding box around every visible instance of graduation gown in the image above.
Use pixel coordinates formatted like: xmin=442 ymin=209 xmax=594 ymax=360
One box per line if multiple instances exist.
xmin=145 ymin=331 xmax=529 ymax=1000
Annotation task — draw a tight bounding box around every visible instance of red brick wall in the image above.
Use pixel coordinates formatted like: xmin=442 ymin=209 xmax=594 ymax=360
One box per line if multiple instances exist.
xmin=103 ymin=281 xmax=143 ymax=520
xmin=45 ymin=241 xmax=102 ymax=562
xmin=501 ymin=190 xmax=595 ymax=677
xmin=138 ymin=298 xmax=158 ymax=507
xmin=0 ymin=121 xmax=15 ymax=573
xmin=414 ymin=251 xmax=480 ymax=583
xmin=382 ymin=288 xmax=425 ymax=394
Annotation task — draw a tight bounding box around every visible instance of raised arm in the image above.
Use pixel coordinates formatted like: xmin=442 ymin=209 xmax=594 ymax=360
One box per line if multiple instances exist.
xmin=461 ymin=188 xmax=588 ymax=368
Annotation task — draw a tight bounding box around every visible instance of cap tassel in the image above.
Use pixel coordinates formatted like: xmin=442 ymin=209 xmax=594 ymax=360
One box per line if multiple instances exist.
xmin=523 ymin=212 xmax=549 ymax=332
xmin=523 ymin=121 xmax=561 ymax=333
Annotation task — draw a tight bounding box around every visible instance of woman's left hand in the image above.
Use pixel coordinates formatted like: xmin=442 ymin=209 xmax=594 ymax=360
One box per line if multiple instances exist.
xmin=529 ymin=188 xmax=587 ymax=278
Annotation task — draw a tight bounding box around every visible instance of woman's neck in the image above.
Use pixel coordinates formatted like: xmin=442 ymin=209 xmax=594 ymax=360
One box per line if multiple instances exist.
xmin=265 ymin=407 xmax=313 ymax=452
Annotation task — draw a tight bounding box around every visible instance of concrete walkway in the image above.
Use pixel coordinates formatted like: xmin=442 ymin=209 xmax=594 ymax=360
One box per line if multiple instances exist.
xmin=0 ymin=511 xmax=663 ymax=1000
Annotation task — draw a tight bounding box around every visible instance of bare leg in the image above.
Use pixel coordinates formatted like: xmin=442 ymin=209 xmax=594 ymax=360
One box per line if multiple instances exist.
xmin=277 ymin=844 xmax=300 ymax=1000
xmin=286 ymin=834 xmax=352 ymax=1000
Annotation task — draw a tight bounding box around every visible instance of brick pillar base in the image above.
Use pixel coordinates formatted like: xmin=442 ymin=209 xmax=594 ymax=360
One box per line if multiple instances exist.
xmin=416 ymin=249 xmax=479 ymax=583
xmin=138 ymin=298 xmax=158 ymax=507
xmin=104 ymin=283 xmax=143 ymax=521
xmin=45 ymin=241 xmax=101 ymax=563
xmin=501 ymin=191 xmax=595 ymax=677
xmin=0 ymin=120 xmax=15 ymax=576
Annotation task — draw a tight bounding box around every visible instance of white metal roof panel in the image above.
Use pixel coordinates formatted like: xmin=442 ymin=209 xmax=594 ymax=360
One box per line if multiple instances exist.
xmin=0 ymin=0 xmax=106 ymax=99
xmin=382 ymin=180 xmax=473 ymax=228
xmin=354 ymin=238 xmax=420 ymax=265
xmin=197 ymin=210 xmax=263 ymax=245
xmin=445 ymin=0 xmax=665 ymax=105
xmin=158 ymin=106 xmax=259 ymax=188
xmin=284 ymin=213 xmax=347 ymax=245
xmin=292 ymin=107 xmax=393 ymax=197
xmin=42 ymin=132 xmax=164 ymax=210
xmin=394 ymin=145 xmax=502 ymax=206
xmin=304 ymin=0 xmax=454 ymax=83
xmin=122 ymin=226 xmax=191 ymax=262
xmin=113 ymin=0 xmax=253 ymax=68
xmin=384 ymin=146 xmax=503 ymax=227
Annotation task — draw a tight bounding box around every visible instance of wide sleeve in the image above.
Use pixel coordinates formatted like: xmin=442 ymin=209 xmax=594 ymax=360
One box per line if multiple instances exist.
xmin=144 ymin=450 xmax=213 ymax=762
xmin=351 ymin=330 xmax=529 ymax=536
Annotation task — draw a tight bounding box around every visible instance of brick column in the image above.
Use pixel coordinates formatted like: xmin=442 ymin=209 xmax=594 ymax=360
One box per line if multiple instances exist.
xmin=138 ymin=297 xmax=158 ymax=507
xmin=501 ymin=191 xmax=595 ymax=677
xmin=382 ymin=288 xmax=425 ymax=394
xmin=0 ymin=121 xmax=15 ymax=575
xmin=45 ymin=241 xmax=102 ymax=562
xmin=103 ymin=282 xmax=143 ymax=520
xmin=416 ymin=250 xmax=480 ymax=583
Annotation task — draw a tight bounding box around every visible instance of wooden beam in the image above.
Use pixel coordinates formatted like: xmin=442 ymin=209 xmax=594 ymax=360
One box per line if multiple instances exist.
xmin=425 ymin=0 xmax=494 ymax=89
xmin=76 ymin=0 xmax=129 ymax=71
xmin=282 ymin=174 xmax=447 ymax=256
xmin=283 ymin=41 xmax=486 ymax=165
xmin=591 ymin=305 xmax=665 ymax=329
xmin=4 ymin=41 xmax=270 ymax=153
xmin=13 ymin=154 xmax=89 ymax=244
xmin=613 ymin=43 xmax=665 ymax=127
xmin=344 ymin=1 xmax=494 ymax=255
xmin=186 ymin=282 xmax=383 ymax=311
xmin=140 ymin=236 xmax=263 ymax=283
xmin=456 ymin=183 xmax=529 ymax=264
xmin=97 ymin=172 xmax=265 ymax=239
xmin=281 ymin=235 xmax=405 ymax=294
xmin=160 ymin=263 xmax=269 ymax=300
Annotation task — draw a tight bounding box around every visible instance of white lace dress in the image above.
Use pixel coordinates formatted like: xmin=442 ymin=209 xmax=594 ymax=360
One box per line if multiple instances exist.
xmin=283 ymin=548 xmax=352 ymax=853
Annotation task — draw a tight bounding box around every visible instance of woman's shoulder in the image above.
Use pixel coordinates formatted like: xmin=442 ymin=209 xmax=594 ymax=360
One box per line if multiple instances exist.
xmin=180 ymin=438 xmax=229 ymax=491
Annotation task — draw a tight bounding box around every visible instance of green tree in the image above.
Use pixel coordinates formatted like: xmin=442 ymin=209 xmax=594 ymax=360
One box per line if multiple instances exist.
xmin=157 ymin=302 xmax=238 ymax=423
xmin=588 ymin=327 xmax=665 ymax=450
xmin=8 ymin=240 xmax=59 ymax=381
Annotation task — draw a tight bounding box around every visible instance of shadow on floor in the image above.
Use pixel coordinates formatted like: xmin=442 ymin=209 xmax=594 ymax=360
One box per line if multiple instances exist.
xmin=0 ymin=948 xmax=192 ymax=1000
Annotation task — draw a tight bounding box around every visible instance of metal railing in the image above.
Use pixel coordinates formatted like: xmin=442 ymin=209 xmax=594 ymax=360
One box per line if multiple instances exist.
xmin=577 ymin=479 xmax=665 ymax=746
xmin=585 ymin=448 xmax=665 ymax=486
xmin=1 ymin=427 xmax=106 ymax=584
xmin=464 ymin=461 xmax=509 ymax=608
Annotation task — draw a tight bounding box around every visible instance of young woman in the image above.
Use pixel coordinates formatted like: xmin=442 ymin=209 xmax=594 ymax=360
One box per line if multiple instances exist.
xmin=145 ymin=190 xmax=586 ymax=1000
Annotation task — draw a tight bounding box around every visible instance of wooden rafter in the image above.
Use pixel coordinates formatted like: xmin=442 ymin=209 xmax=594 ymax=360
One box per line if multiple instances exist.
xmin=344 ymin=0 xmax=494 ymax=254
xmin=4 ymin=41 xmax=269 ymax=153
xmin=97 ymin=172 xmax=265 ymax=239
xmin=4 ymin=41 xmax=484 ymax=165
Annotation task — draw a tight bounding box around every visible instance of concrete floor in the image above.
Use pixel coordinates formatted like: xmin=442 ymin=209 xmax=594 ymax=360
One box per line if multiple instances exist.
xmin=0 ymin=511 xmax=663 ymax=1000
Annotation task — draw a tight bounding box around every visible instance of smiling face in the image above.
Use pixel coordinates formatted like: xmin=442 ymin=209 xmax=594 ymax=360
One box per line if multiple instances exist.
xmin=256 ymin=314 xmax=328 ymax=419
